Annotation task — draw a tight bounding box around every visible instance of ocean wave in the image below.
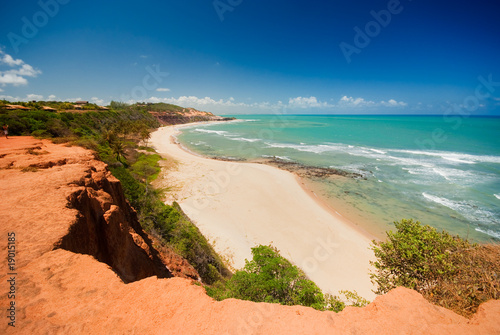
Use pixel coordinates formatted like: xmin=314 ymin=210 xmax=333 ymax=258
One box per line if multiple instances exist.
xmin=396 ymin=149 xmax=500 ymax=165
xmin=422 ymin=193 xmax=498 ymax=224
xmin=475 ymin=227 xmax=500 ymax=239
xmin=191 ymin=141 xmax=209 ymax=146
xmin=402 ymin=168 xmax=423 ymax=175
xmin=333 ymin=164 xmax=371 ymax=177
xmin=194 ymin=128 xmax=229 ymax=135
xmin=422 ymin=193 xmax=472 ymax=214
xmin=262 ymin=155 xmax=292 ymax=161
xmin=262 ymin=142 xmax=497 ymax=183
xmin=430 ymin=167 xmax=477 ymax=181
xmin=226 ymin=137 xmax=261 ymax=143
xmin=369 ymin=148 xmax=387 ymax=155
xmin=264 ymin=142 xmax=338 ymax=154
xmin=495 ymin=194 xmax=500 ymax=200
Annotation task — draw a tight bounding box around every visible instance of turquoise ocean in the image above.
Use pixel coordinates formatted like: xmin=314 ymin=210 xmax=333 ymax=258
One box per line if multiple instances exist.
xmin=177 ymin=115 xmax=500 ymax=242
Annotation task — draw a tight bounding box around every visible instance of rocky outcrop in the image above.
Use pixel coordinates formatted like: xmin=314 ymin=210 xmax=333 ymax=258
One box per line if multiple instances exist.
xmin=150 ymin=109 xmax=235 ymax=125
xmin=56 ymin=161 xmax=172 ymax=283
xmin=0 ymin=137 xmax=172 ymax=283
xmin=0 ymin=137 xmax=499 ymax=334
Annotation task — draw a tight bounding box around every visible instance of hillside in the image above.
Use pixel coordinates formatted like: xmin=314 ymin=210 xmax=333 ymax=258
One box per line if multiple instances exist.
xmin=140 ymin=103 xmax=235 ymax=125
xmin=1 ymin=137 xmax=499 ymax=334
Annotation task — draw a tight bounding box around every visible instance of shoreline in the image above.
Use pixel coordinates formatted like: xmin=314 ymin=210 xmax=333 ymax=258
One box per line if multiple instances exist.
xmin=150 ymin=122 xmax=377 ymax=299
xmin=171 ymin=122 xmax=382 ymax=242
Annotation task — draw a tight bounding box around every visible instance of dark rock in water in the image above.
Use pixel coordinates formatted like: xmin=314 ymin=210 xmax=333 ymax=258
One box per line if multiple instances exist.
xmin=211 ymin=156 xmax=246 ymax=162
xmin=262 ymin=157 xmax=364 ymax=179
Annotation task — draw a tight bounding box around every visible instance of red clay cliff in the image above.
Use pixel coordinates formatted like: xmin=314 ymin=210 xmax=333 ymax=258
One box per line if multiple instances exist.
xmin=0 ymin=137 xmax=499 ymax=334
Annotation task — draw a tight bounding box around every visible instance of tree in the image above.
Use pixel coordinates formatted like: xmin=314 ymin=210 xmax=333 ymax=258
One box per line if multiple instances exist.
xmin=110 ymin=140 xmax=126 ymax=163
xmin=140 ymin=128 xmax=151 ymax=147
xmin=109 ymin=100 xmax=129 ymax=111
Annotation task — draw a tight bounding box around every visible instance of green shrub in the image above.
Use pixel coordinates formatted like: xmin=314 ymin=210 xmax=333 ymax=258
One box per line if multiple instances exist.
xmin=207 ymin=245 xmax=325 ymax=310
xmin=370 ymin=219 xmax=500 ymax=317
xmin=31 ymin=129 xmax=51 ymax=138
xmin=324 ymin=290 xmax=370 ymax=312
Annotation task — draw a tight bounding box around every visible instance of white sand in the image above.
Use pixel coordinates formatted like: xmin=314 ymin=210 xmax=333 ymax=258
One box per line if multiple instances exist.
xmin=150 ymin=123 xmax=377 ymax=299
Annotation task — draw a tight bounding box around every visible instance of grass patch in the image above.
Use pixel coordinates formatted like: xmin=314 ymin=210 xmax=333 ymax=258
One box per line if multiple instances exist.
xmin=21 ymin=166 xmax=38 ymax=172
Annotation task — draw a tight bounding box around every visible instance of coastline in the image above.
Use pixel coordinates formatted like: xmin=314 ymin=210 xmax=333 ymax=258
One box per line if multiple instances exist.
xmin=150 ymin=123 xmax=377 ymax=299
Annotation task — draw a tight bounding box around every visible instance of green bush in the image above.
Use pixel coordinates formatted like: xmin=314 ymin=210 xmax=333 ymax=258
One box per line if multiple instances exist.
xmin=324 ymin=290 xmax=370 ymax=312
xmin=207 ymin=245 xmax=325 ymax=310
xmin=370 ymin=219 xmax=471 ymax=293
xmin=370 ymin=219 xmax=500 ymax=317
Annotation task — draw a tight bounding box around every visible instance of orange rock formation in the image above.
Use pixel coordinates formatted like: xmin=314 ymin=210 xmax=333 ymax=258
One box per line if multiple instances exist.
xmin=1 ymin=137 xmax=499 ymax=334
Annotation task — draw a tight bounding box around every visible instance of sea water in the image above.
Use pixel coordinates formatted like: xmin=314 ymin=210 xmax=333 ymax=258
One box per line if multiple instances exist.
xmin=177 ymin=115 xmax=500 ymax=242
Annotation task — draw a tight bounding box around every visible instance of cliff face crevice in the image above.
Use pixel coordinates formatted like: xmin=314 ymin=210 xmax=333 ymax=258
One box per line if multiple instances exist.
xmin=54 ymin=160 xmax=173 ymax=283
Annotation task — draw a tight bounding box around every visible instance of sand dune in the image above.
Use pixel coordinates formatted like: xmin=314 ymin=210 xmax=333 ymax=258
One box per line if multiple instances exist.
xmin=151 ymin=124 xmax=377 ymax=299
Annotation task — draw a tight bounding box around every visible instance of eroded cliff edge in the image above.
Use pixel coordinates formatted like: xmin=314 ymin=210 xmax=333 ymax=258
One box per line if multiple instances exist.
xmin=0 ymin=137 xmax=499 ymax=334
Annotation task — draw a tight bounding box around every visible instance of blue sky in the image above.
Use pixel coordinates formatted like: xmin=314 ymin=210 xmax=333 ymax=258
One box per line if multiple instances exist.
xmin=1 ymin=0 xmax=499 ymax=115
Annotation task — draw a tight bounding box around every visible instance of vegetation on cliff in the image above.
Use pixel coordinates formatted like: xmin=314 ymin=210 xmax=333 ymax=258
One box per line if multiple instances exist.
xmin=0 ymin=100 xmax=231 ymax=284
xmin=370 ymin=219 xmax=500 ymax=317
xmin=207 ymin=245 xmax=369 ymax=312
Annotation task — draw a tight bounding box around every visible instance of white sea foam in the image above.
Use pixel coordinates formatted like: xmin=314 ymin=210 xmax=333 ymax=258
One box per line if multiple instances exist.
xmin=495 ymin=194 xmax=500 ymax=200
xmin=422 ymin=193 xmax=468 ymax=213
xmin=422 ymin=193 xmax=498 ymax=225
xmin=227 ymin=137 xmax=261 ymax=142
xmin=475 ymin=228 xmax=500 ymax=239
xmin=192 ymin=141 xmax=208 ymax=146
xmin=369 ymin=148 xmax=387 ymax=155
xmin=396 ymin=149 xmax=500 ymax=165
xmin=261 ymin=155 xmax=292 ymax=161
xmin=195 ymin=128 xmax=229 ymax=135
xmin=403 ymin=168 xmax=423 ymax=175
xmin=264 ymin=142 xmax=337 ymax=154
xmin=431 ymin=167 xmax=477 ymax=181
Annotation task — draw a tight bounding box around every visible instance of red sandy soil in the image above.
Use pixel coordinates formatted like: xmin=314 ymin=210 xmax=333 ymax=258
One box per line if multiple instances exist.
xmin=0 ymin=137 xmax=499 ymax=334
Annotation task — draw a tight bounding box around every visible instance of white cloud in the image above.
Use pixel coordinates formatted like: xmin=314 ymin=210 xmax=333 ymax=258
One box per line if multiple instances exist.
xmin=0 ymin=50 xmax=41 ymax=87
xmin=338 ymin=96 xmax=376 ymax=107
xmin=48 ymin=94 xmax=57 ymax=100
xmin=9 ymin=64 xmax=41 ymax=77
xmin=0 ymin=73 xmax=28 ymax=86
xmin=0 ymin=88 xmax=3 ymax=92
xmin=339 ymin=96 xmax=407 ymax=108
xmin=381 ymin=99 xmax=407 ymax=107
xmin=288 ymin=96 xmax=330 ymax=109
xmin=0 ymin=95 xmax=18 ymax=102
xmin=90 ymin=97 xmax=104 ymax=105
xmin=26 ymin=94 xmax=43 ymax=100
xmin=1 ymin=53 xmax=23 ymax=67
xmin=155 ymin=88 xmax=170 ymax=92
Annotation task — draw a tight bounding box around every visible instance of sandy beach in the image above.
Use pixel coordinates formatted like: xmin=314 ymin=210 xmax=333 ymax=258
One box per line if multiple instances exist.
xmin=150 ymin=123 xmax=377 ymax=299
